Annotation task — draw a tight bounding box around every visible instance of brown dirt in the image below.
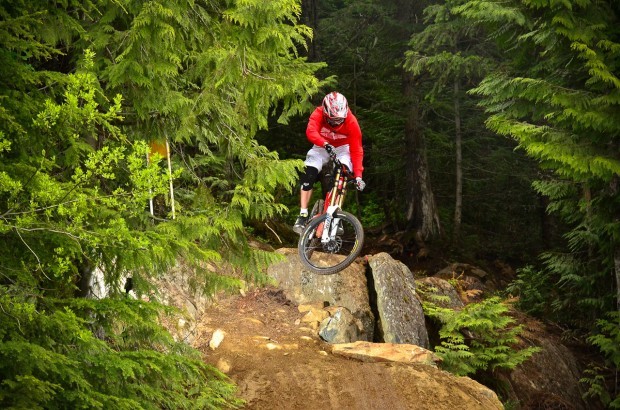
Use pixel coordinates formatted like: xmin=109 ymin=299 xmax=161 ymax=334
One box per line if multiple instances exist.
xmin=195 ymin=286 xmax=502 ymax=410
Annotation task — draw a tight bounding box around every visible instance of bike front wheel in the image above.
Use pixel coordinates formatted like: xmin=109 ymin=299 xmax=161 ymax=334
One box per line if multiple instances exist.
xmin=298 ymin=210 xmax=364 ymax=275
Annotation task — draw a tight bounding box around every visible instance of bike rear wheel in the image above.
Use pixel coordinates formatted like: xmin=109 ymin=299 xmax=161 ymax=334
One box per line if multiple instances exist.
xmin=303 ymin=199 xmax=324 ymax=261
xmin=310 ymin=199 xmax=324 ymax=218
xmin=298 ymin=210 xmax=364 ymax=275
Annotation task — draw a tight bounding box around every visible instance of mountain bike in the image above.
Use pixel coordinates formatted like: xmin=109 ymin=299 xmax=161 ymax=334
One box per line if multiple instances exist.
xmin=297 ymin=155 xmax=364 ymax=275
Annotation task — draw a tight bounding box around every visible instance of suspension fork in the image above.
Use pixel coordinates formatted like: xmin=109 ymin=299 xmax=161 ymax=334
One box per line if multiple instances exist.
xmin=323 ymin=166 xmax=342 ymax=210
xmin=321 ymin=169 xmax=347 ymax=243
xmin=316 ymin=167 xmax=343 ymax=239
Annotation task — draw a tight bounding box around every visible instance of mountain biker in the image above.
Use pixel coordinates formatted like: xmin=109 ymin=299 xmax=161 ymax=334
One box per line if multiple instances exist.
xmin=293 ymin=91 xmax=366 ymax=234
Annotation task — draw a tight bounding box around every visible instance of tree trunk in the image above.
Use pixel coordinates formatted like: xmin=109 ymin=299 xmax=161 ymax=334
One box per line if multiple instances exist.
xmin=301 ymin=0 xmax=319 ymax=61
xmin=403 ymin=71 xmax=441 ymax=240
xmin=453 ymin=78 xmax=463 ymax=244
xmin=611 ymin=175 xmax=620 ymax=312
xmin=615 ymin=247 xmax=620 ymax=312
xmin=539 ymin=194 xmax=552 ymax=248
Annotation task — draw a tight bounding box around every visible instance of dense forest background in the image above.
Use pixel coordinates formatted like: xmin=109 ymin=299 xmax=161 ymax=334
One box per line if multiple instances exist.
xmin=0 ymin=0 xmax=618 ymax=408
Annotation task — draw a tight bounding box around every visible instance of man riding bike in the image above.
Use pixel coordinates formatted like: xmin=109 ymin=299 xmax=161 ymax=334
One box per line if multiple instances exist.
xmin=293 ymin=92 xmax=366 ymax=234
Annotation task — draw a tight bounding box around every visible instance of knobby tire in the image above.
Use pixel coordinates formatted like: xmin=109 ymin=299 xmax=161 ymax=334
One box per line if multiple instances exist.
xmin=303 ymin=199 xmax=324 ymax=261
xmin=298 ymin=210 xmax=364 ymax=275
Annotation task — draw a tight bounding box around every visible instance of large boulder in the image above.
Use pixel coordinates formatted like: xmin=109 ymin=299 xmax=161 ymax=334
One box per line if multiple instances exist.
xmin=319 ymin=307 xmax=366 ymax=343
xmin=416 ymin=276 xmax=465 ymax=309
xmin=267 ymin=248 xmax=374 ymax=341
xmin=500 ymin=315 xmax=589 ymax=409
xmin=367 ymin=252 xmax=429 ymax=348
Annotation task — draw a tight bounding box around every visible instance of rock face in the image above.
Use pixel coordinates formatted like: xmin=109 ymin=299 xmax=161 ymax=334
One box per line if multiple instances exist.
xmin=502 ymin=317 xmax=589 ymax=409
xmin=268 ymin=248 xmax=374 ymax=341
xmin=319 ymin=307 xmax=365 ymax=343
xmin=199 ymin=287 xmax=505 ymax=410
xmin=151 ymin=261 xmax=219 ymax=344
xmin=368 ymin=252 xmax=430 ymax=348
xmin=416 ymin=277 xmax=465 ymax=309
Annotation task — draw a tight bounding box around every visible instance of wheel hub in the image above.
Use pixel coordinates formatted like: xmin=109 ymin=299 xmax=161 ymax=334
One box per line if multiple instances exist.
xmin=323 ymin=237 xmax=342 ymax=253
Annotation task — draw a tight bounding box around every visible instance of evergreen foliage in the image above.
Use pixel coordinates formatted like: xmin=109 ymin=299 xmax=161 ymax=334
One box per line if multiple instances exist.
xmin=1 ymin=0 xmax=325 ymax=406
xmin=451 ymin=0 xmax=619 ymax=401
xmin=464 ymin=0 xmax=620 ymax=326
xmin=424 ymin=297 xmax=539 ymax=377
xmin=1 ymin=51 xmax=241 ymax=408
xmin=582 ymin=312 xmax=620 ymax=408
xmin=404 ymin=0 xmax=543 ymax=256
xmin=82 ymin=0 xmax=328 ymax=277
xmin=0 ymin=295 xmax=241 ymax=409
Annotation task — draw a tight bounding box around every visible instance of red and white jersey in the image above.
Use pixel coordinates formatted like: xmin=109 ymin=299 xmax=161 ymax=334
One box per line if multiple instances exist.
xmin=305 ymin=106 xmax=364 ymax=178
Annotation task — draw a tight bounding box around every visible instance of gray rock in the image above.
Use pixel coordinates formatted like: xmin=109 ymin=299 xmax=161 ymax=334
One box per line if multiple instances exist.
xmin=319 ymin=307 xmax=365 ymax=344
xmin=501 ymin=320 xmax=588 ymax=409
xmin=268 ymin=248 xmax=374 ymax=341
xmin=416 ymin=276 xmax=464 ymax=309
xmin=368 ymin=252 xmax=429 ymax=348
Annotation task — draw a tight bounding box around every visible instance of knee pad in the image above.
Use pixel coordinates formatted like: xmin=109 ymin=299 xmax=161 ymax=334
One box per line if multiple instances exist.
xmin=300 ymin=166 xmax=319 ymax=191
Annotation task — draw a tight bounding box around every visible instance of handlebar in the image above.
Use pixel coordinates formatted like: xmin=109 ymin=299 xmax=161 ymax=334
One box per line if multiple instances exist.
xmin=325 ymin=144 xmax=356 ymax=182
xmin=329 ymin=155 xmax=355 ymax=181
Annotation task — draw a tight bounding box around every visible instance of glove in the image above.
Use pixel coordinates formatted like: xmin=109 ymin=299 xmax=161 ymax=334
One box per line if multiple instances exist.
xmin=355 ymin=177 xmax=366 ymax=191
xmin=324 ymin=143 xmax=336 ymax=158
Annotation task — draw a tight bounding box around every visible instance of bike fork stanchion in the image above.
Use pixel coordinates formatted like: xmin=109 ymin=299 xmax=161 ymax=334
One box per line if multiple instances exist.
xmin=321 ymin=205 xmax=339 ymax=244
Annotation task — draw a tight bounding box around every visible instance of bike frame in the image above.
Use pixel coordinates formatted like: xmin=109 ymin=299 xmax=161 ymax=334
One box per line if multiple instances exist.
xmin=315 ymin=159 xmax=353 ymax=242
xmin=298 ymin=155 xmax=364 ymax=275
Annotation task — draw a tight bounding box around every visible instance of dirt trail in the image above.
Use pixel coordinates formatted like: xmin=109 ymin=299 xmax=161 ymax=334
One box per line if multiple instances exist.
xmin=195 ymin=287 xmax=502 ymax=410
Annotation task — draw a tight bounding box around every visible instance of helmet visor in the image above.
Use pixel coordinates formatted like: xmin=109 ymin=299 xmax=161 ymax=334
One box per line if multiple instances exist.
xmin=326 ymin=116 xmax=344 ymax=127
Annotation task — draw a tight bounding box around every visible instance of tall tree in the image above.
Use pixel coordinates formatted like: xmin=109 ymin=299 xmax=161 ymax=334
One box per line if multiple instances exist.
xmin=463 ymin=0 xmax=620 ymax=323
xmin=402 ymin=71 xmax=442 ymax=239
xmin=406 ymin=0 xmax=498 ymax=244
xmin=400 ymin=0 xmax=544 ymax=260
xmin=0 ymin=0 xmax=324 ymax=406
xmin=456 ymin=0 xmax=620 ymax=403
xmin=392 ymin=0 xmax=443 ymax=240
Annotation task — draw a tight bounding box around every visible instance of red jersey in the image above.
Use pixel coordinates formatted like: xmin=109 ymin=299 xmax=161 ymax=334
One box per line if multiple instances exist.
xmin=305 ymin=106 xmax=364 ymax=178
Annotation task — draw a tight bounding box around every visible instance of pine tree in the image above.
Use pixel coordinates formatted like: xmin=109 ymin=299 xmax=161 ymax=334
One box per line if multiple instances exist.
xmin=403 ymin=0 xmax=544 ymax=257
xmin=0 ymin=0 xmax=326 ymax=406
xmin=84 ymin=0 xmax=328 ymax=280
xmin=456 ymin=0 xmax=620 ymax=402
xmin=405 ymin=0 xmax=494 ymax=244
xmin=464 ymin=0 xmax=620 ymax=324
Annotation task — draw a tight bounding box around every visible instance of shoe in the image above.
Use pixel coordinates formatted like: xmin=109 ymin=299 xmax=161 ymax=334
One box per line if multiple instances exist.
xmin=293 ymin=214 xmax=308 ymax=235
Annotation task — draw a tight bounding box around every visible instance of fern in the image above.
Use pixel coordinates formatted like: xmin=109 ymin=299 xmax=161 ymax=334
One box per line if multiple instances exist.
xmin=581 ymin=312 xmax=620 ymax=408
xmin=505 ymin=265 xmax=557 ymax=318
xmin=424 ymin=297 xmax=540 ymax=377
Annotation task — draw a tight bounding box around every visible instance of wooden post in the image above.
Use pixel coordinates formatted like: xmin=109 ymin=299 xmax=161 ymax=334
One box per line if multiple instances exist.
xmin=147 ymin=151 xmax=154 ymax=216
xmin=165 ymin=138 xmax=175 ymax=219
xmin=148 ymin=139 xmax=174 ymax=219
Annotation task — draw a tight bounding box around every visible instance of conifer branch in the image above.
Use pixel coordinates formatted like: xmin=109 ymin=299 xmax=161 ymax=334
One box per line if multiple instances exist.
xmin=12 ymin=225 xmax=50 ymax=281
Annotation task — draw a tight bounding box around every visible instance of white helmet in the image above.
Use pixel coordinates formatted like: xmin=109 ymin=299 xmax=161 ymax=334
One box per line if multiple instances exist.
xmin=322 ymin=92 xmax=348 ymax=126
